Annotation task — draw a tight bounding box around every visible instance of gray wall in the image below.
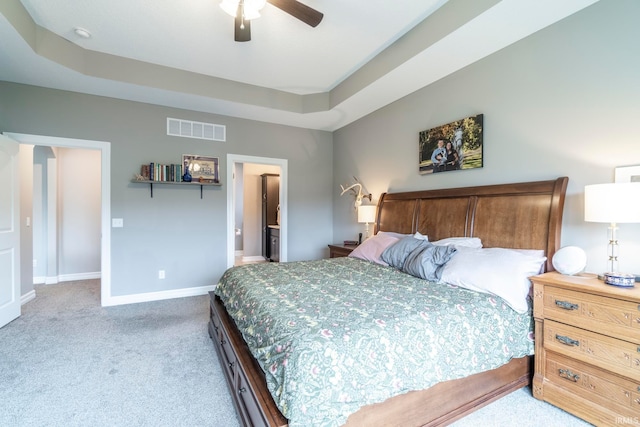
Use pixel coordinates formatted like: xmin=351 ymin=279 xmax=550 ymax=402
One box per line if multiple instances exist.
xmin=1 ymin=83 xmax=333 ymax=299
xmin=333 ymin=0 xmax=640 ymax=275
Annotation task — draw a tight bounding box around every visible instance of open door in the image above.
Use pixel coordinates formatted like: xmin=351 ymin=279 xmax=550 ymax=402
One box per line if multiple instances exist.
xmin=0 ymin=133 xmax=21 ymax=328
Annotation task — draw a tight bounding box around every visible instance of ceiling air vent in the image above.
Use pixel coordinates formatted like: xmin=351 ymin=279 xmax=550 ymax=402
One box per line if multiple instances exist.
xmin=167 ymin=118 xmax=226 ymax=142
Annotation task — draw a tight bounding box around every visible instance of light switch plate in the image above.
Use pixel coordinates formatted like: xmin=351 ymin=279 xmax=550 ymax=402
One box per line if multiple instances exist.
xmin=112 ymin=218 xmax=124 ymax=228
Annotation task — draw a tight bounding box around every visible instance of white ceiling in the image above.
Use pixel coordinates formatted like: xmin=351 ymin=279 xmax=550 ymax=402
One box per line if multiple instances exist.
xmin=0 ymin=0 xmax=599 ymax=131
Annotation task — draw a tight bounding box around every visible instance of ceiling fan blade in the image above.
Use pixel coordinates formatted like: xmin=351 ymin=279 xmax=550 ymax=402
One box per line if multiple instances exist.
xmin=268 ymin=0 xmax=323 ymax=27
xmin=234 ymin=14 xmax=251 ymax=41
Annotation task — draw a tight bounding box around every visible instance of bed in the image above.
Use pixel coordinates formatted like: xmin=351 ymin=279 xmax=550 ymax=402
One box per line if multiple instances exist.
xmin=209 ymin=177 xmax=568 ymax=426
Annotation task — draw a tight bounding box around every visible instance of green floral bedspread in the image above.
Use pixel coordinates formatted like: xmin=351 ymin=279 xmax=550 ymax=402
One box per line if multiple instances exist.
xmin=215 ymin=257 xmax=534 ymax=427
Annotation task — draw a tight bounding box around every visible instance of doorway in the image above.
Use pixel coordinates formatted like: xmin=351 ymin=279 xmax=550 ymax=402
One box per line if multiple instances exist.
xmin=226 ymin=154 xmax=288 ymax=269
xmin=7 ymin=133 xmax=112 ymax=306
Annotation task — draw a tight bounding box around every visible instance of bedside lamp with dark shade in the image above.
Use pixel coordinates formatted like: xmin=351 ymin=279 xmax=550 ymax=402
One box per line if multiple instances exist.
xmin=584 ymin=182 xmax=640 ymax=285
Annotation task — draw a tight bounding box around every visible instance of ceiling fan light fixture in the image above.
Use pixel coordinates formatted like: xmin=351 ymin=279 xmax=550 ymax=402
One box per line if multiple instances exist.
xmin=220 ymin=0 xmax=266 ymax=20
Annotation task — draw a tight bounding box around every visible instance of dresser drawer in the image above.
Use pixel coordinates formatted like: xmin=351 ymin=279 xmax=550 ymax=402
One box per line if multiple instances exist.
xmin=544 ymin=319 xmax=640 ymax=379
xmin=543 ymin=286 xmax=640 ymax=343
xmin=545 ymin=352 xmax=640 ymax=415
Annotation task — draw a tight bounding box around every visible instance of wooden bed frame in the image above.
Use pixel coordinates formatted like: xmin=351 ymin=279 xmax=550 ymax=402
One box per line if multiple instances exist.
xmin=209 ymin=177 xmax=568 ymax=426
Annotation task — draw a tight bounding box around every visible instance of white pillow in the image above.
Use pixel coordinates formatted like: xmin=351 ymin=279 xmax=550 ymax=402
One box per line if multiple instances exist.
xmin=348 ymin=233 xmax=401 ymax=266
xmin=378 ymin=231 xmax=412 ymax=239
xmin=439 ymin=246 xmax=546 ymax=313
xmin=413 ymin=231 xmax=429 ymax=240
xmin=431 ymin=237 xmax=482 ymax=248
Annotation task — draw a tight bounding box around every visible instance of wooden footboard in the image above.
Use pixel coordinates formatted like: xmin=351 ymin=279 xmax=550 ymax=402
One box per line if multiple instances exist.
xmin=209 ymin=292 xmax=287 ymax=427
xmin=210 ymin=292 xmax=531 ymax=427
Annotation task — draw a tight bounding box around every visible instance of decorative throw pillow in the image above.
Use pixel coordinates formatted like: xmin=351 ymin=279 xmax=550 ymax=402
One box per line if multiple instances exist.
xmin=380 ymin=236 xmax=430 ymax=269
xmin=348 ymin=233 xmax=401 ymax=266
xmin=402 ymin=244 xmax=457 ymax=281
xmin=439 ymin=246 xmax=547 ymax=313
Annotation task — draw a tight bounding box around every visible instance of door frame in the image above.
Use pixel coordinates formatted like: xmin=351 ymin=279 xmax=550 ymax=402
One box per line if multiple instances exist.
xmin=226 ymin=154 xmax=287 ymax=268
xmin=6 ymin=133 xmax=112 ymax=306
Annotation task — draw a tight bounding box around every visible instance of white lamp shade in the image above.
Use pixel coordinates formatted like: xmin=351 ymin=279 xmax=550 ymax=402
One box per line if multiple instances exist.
xmin=357 ymin=205 xmax=376 ymax=224
xmin=584 ymin=182 xmax=640 ymax=223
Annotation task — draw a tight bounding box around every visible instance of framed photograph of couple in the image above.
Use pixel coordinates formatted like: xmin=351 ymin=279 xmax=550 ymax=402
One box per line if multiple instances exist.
xmin=418 ymin=114 xmax=484 ymax=175
xmin=182 ymin=154 xmax=220 ymax=183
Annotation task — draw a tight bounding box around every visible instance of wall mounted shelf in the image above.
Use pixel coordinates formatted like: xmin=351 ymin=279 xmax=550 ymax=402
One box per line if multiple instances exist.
xmin=131 ymin=179 xmax=221 ymax=199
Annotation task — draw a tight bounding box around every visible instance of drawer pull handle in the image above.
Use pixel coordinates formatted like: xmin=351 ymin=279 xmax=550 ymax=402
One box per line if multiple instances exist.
xmin=220 ymin=339 xmax=227 ymax=345
xmin=238 ymin=387 xmax=247 ymax=394
xmin=555 ymin=334 xmax=580 ymax=346
xmin=555 ymin=300 xmax=579 ymax=310
xmin=558 ymin=368 xmax=580 ymax=382
xmin=228 ymin=362 xmax=235 ymax=368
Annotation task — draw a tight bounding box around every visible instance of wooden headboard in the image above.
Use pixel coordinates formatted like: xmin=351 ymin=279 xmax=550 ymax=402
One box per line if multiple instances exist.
xmin=374 ymin=177 xmax=568 ymax=272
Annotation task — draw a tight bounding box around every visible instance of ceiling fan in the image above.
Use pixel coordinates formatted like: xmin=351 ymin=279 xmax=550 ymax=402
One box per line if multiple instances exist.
xmin=220 ymin=0 xmax=324 ymax=42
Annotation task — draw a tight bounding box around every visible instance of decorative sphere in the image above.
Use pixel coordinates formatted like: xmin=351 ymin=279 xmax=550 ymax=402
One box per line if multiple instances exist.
xmin=552 ymin=246 xmax=587 ymax=275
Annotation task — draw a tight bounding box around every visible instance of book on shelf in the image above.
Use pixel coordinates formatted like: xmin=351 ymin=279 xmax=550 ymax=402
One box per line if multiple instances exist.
xmin=142 ymin=163 xmax=183 ymax=182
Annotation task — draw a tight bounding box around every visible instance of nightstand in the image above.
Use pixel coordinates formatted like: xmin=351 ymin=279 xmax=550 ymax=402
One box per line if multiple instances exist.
xmin=531 ymin=272 xmax=640 ymax=426
xmin=328 ymin=244 xmax=358 ymax=258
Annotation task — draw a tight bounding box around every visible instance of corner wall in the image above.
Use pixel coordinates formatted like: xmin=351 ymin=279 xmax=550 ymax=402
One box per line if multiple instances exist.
xmin=333 ymin=0 xmax=640 ymax=275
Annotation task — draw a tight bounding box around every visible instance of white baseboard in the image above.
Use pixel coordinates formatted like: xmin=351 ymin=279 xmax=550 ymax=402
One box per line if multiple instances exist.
xmin=242 ymin=255 xmax=266 ymax=262
xmin=235 ymin=250 xmax=243 ymax=256
xmin=59 ymin=272 xmax=101 ymax=282
xmin=102 ymin=284 xmax=216 ymax=307
xmin=34 ymin=272 xmax=101 ymax=285
xmin=21 ymin=290 xmax=36 ymax=305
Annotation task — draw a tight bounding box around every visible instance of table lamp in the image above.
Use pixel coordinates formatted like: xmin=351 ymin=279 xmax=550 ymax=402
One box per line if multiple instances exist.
xmin=357 ymin=205 xmax=377 ymax=239
xmin=584 ymin=182 xmax=640 ymax=282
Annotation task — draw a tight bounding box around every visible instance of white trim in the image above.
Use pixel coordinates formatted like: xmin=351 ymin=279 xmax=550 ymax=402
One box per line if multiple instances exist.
xmin=226 ymin=154 xmax=288 ymax=269
xmin=34 ymin=272 xmax=100 ymax=285
xmin=6 ymin=133 xmax=112 ymax=307
xmin=44 ymin=276 xmax=59 ymax=285
xmin=59 ymin=272 xmax=101 ymax=282
xmin=242 ymin=255 xmax=266 ymax=262
xmin=102 ymin=284 xmax=215 ymax=307
xmin=21 ymin=290 xmax=36 ymax=305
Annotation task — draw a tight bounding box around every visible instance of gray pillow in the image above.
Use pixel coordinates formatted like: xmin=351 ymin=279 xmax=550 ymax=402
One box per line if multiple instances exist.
xmin=381 ymin=236 xmax=430 ymax=269
xmin=402 ymin=244 xmax=458 ymax=281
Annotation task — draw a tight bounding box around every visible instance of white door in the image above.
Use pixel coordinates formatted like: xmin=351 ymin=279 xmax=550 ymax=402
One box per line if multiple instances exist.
xmin=0 ymin=133 xmax=21 ymax=328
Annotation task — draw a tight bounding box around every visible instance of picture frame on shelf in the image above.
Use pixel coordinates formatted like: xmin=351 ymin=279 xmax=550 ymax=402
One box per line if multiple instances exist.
xmin=182 ymin=154 xmax=219 ymax=183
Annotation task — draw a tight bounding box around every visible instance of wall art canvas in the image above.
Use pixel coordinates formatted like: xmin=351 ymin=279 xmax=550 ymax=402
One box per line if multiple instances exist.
xmin=419 ymin=114 xmax=484 ymax=175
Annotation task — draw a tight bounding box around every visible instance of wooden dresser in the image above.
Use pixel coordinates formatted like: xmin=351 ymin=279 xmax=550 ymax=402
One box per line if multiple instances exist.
xmin=531 ymin=272 xmax=640 ymax=426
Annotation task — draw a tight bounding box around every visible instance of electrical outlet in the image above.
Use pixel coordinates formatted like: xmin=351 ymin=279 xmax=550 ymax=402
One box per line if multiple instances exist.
xmin=158 ymin=270 xmax=165 ymax=279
